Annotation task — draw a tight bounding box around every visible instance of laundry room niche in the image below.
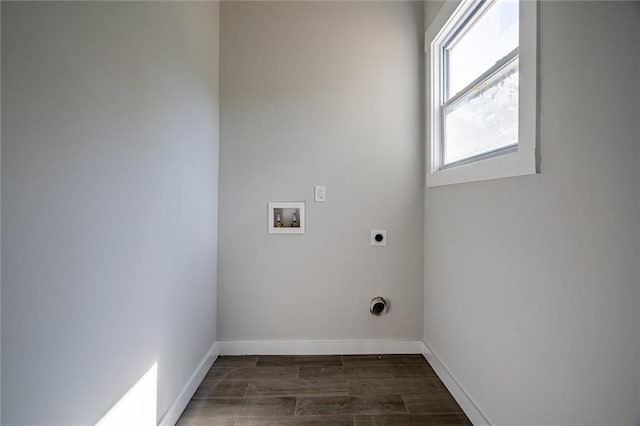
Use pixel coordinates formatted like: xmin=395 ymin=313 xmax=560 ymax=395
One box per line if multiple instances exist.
xmin=268 ymin=201 xmax=305 ymax=234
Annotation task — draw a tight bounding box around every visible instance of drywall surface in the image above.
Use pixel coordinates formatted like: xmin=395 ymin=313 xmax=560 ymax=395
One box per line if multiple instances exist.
xmin=219 ymin=1 xmax=424 ymax=341
xmin=424 ymin=1 xmax=640 ymax=424
xmin=423 ymin=0 xmax=445 ymax=29
xmin=0 ymin=2 xmax=3 ymax=422
xmin=1 ymin=2 xmax=219 ymax=424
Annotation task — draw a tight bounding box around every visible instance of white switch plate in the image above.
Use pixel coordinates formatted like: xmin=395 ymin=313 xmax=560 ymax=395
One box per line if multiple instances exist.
xmin=314 ymin=185 xmax=326 ymax=202
xmin=370 ymin=229 xmax=387 ymax=246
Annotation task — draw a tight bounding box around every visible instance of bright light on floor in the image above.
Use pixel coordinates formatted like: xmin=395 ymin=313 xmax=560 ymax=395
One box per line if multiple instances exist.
xmin=95 ymin=362 xmax=158 ymax=426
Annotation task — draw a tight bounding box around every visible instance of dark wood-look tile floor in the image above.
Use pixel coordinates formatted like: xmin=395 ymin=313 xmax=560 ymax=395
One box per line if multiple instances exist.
xmin=177 ymin=355 xmax=471 ymax=426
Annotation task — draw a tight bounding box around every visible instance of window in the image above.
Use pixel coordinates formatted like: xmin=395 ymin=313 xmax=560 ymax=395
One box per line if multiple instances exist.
xmin=426 ymin=0 xmax=537 ymax=187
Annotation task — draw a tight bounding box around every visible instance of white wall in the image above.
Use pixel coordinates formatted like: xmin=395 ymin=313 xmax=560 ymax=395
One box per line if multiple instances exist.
xmin=424 ymin=1 xmax=640 ymax=424
xmin=1 ymin=2 xmax=219 ymax=424
xmin=218 ymin=1 xmax=425 ymax=343
xmin=0 ymin=2 xmax=3 ymax=421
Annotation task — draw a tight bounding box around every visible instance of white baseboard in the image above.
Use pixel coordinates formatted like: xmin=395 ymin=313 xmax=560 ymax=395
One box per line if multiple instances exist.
xmin=158 ymin=341 xmax=219 ymax=426
xmin=421 ymin=341 xmax=491 ymax=425
xmin=217 ymin=339 xmax=423 ymax=355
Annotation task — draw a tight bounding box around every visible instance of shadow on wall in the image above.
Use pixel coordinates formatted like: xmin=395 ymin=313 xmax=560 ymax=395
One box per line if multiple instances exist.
xmin=95 ymin=363 xmax=158 ymax=426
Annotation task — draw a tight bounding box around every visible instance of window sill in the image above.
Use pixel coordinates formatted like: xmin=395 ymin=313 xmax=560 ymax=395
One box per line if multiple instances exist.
xmin=426 ymin=147 xmax=536 ymax=187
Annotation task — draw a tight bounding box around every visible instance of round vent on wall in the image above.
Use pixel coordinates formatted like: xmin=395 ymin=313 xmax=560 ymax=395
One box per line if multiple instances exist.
xmin=370 ymin=297 xmax=388 ymax=316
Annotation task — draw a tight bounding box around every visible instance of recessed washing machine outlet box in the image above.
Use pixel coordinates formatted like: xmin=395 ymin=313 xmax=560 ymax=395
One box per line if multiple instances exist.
xmin=268 ymin=202 xmax=305 ymax=234
xmin=370 ymin=229 xmax=387 ymax=246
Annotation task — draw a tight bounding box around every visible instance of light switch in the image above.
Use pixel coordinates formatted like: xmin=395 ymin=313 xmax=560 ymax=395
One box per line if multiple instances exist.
xmin=314 ymin=185 xmax=326 ymax=202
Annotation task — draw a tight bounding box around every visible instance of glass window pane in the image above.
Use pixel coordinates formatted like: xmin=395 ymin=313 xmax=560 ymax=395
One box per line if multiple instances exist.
xmin=446 ymin=0 xmax=518 ymax=98
xmin=443 ymin=58 xmax=519 ymax=165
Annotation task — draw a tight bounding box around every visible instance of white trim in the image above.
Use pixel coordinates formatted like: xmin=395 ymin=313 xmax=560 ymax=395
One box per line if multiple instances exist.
xmin=421 ymin=341 xmax=491 ymax=425
xmin=425 ymin=0 xmax=538 ymax=187
xmin=518 ymin=0 xmax=538 ymax=165
xmin=426 ymin=147 xmax=535 ymax=187
xmin=217 ymin=340 xmax=423 ymax=356
xmin=158 ymin=341 xmax=219 ymax=426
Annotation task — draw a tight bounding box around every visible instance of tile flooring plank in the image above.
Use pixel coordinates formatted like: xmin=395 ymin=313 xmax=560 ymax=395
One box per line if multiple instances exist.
xmin=298 ymin=366 xmax=393 ymax=380
xmin=347 ymin=378 xmax=446 ymax=395
xmin=342 ymin=355 xmax=426 ymax=367
xmin=224 ymin=367 xmax=299 ymax=381
xmin=389 ymin=365 xmax=438 ymax=379
xmin=242 ymin=396 xmax=297 ymax=416
xmin=350 ymin=395 xmax=408 ymax=415
xmin=245 ymin=378 xmax=348 ymax=397
xmin=235 ymin=415 xmax=354 ymax=425
xmin=402 ymin=392 xmax=464 ymax=414
xmin=343 ymin=366 xmax=393 ymax=379
xmin=296 ymin=395 xmax=354 ymax=416
xmin=176 ymin=416 xmax=236 ymax=426
xmin=213 ymin=356 xmax=258 ymax=368
xmin=257 ymin=355 xmax=342 ymax=367
xmin=203 ymin=368 xmax=241 ymax=382
xmin=296 ymin=395 xmax=406 ymax=416
xmin=354 ymin=413 xmax=472 ymax=425
xmin=179 ymin=398 xmax=245 ymax=418
xmin=193 ymin=380 xmax=249 ymax=398
xmin=299 ymin=366 xmax=345 ymax=380
xmin=244 ymin=380 xmax=298 ymax=397
xmin=297 ymin=378 xmax=349 ymax=395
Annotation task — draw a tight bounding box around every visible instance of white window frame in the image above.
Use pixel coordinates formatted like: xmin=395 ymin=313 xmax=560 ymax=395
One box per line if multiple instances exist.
xmin=425 ymin=0 xmax=538 ymax=187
